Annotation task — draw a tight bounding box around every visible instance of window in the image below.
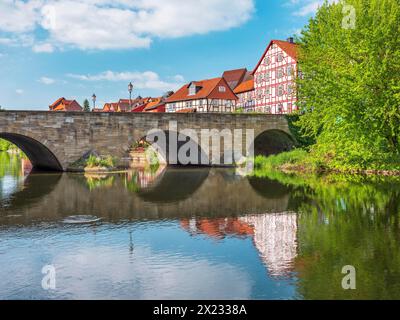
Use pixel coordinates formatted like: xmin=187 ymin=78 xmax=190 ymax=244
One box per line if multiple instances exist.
xmin=288 ymin=85 xmax=293 ymax=95
xmin=186 ymin=101 xmax=192 ymax=108
xmin=219 ymin=86 xmax=226 ymax=92
xmin=278 ymin=104 xmax=283 ymax=113
xmin=287 ymin=65 xmax=293 ymax=76
xmin=264 ymin=57 xmax=270 ymax=65
xmin=265 ymin=71 xmax=270 ymax=81
xmin=265 ymin=87 xmax=270 ymax=95
xmin=225 ymin=101 xmax=232 ymax=112
xmin=278 ymin=68 xmax=284 ymax=78
xmin=257 ymin=89 xmax=263 ymax=98
xmin=278 ymin=85 xmax=284 ymax=96
xmin=189 ymin=83 xmax=197 ymax=96
xmin=277 ymin=53 xmax=283 ymax=62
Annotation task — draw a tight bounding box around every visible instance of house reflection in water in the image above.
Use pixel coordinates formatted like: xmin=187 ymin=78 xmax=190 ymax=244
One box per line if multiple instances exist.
xmin=181 ymin=212 xmax=298 ymax=278
xmin=180 ymin=218 xmax=254 ymax=240
xmin=240 ymin=213 xmax=297 ymax=278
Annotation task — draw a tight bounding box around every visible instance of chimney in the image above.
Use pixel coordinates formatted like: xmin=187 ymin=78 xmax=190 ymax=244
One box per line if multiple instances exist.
xmin=287 ymin=37 xmax=294 ymax=44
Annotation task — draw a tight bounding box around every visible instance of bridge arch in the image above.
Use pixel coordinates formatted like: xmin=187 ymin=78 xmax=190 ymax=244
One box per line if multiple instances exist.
xmin=252 ymin=129 xmax=296 ymax=157
xmin=0 ymin=133 xmax=63 ymax=171
xmin=140 ymin=130 xmax=210 ymax=166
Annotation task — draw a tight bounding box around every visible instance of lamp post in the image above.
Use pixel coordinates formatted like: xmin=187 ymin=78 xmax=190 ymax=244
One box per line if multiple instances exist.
xmin=92 ymin=93 xmax=96 ymax=110
xmin=128 ymin=82 xmax=133 ymax=110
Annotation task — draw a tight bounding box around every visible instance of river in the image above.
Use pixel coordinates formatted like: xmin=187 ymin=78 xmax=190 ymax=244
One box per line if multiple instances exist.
xmin=1 ymin=152 xmax=400 ymax=299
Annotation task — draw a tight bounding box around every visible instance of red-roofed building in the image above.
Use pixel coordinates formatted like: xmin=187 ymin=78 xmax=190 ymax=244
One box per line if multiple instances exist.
xmin=234 ymin=77 xmax=255 ymax=111
xmin=222 ymin=68 xmax=251 ymax=91
xmin=131 ymin=97 xmax=152 ymax=112
xmin=143 ymin=97 xmax=166 ymax=113
xmin=101 ymin=97 xmax=152 ymax=112
xmin=253 ymin=38 xmax=299 ymax=114
xmin=165 ymin=77 xmax=237 ymax=113
xmin=49 ymin=97 xmax=83 ymax=112
xmin=103 ymin=102 xmax=119 ymax=112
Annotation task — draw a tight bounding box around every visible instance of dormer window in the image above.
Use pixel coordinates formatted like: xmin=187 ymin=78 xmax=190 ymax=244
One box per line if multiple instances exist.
xmin=189 ymin=82 xmax=198 ymax=96
xmin=219 ymin=86 xmax=226 ymax=93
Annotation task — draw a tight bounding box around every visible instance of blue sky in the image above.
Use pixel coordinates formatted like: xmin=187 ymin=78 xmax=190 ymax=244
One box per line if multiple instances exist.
xmin=0 ymin=0 xmax=322 ymax=110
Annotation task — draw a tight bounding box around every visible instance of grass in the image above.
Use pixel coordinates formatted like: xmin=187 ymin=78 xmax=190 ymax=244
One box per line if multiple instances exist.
xmin=253 ymin=149 xmax=325 ymax=173
xmin=252 ymin=148 xmax=400 ymax=177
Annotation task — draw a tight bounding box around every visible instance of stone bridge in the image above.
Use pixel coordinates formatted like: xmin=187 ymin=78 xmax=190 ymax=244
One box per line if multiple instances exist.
xmin=0 ymin=111 xmax=294 ymax=171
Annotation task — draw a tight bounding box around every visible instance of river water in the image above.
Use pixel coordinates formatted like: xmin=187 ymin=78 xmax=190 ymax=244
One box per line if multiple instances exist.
xmin=1 ymin=152 xmax=400 ymax=300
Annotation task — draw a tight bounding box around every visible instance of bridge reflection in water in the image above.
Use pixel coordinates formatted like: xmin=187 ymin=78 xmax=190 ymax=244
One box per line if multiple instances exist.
xmin=0 ymin=161 xmax=299 ymax=281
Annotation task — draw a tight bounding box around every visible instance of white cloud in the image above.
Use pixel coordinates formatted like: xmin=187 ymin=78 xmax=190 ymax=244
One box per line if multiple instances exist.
xmin=290 ymin=0 xmax=337 ymax=17
xmin=68 ymin=70 xmax=185 ymax=91
xmin=0 ymin=0 xmax=255 ymax=51
xmin=293 ymin=1 xmax=323 ymax=16
xmin=32 ymin=43 xmax=54 ymax=53
xmin=173 ymin=75 xmax=185 ymax=83
xmin=0 ymin=38 xmax=13 ymax=45
xmin=0 ymin=0 xmax=42 ymax=33
xmin=15 ymin=89 xmax=24 ymax=95
xmin=38 ymin=76 xmax=55 ymax=84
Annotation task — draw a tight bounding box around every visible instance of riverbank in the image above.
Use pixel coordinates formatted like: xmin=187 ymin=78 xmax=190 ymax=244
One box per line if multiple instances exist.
xmin=253 ymin=149 xmax=400 ymax=177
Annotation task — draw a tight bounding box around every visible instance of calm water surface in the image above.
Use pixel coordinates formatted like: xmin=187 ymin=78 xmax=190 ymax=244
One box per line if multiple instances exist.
xmin=1 ymin=152 xmax=400 ymax=300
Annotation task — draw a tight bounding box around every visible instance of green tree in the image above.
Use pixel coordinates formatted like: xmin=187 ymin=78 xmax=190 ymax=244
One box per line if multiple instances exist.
xmin=296 ymin=0 xmax=400 ymax=170
xmin=83 ymin=99 xmax=90 ymax=112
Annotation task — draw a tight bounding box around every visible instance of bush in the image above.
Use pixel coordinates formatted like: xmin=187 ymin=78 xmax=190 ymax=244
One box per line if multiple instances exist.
xmin=86 ymin=155 xmax=115 ymax=169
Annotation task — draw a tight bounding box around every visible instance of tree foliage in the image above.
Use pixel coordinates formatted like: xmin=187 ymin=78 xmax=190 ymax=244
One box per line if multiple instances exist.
xmin=83 ymin=99 xmax=90 ymax=112
xmin=296 ymin=0 xmax=400 ymax=169
xmin=0 ymin=139 xmax=12 ymax=151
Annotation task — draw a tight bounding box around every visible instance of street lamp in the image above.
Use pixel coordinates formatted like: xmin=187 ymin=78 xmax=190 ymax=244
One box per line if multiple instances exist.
xmin=128 ymin=82 xmax=133 ymax=110
xmin=92 ymin=93 xmax=96 ymax=109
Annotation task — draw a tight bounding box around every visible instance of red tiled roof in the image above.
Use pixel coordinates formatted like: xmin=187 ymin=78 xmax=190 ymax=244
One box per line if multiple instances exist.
xmin=103 ymin=102 xmax=119 ymax=112
xmin=143 ymin=98 xmax=162 ymax=111
xmin=131 ymin=104 xmax=147 ymax=113
xmin=50 ymin=98 xmax=82 ymax=111
xmin=222 ymin=68 xmax=247 ymax=90
xmin=49 ymin=97 xmax=65 ymax=109
xmin=234 ymin=78 xmax=254 ymax=94
xmin=166 ymin=77 xmax=238 ymax=103
xmin=253 ymin=39 xmax=299 ymax=74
